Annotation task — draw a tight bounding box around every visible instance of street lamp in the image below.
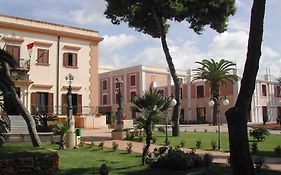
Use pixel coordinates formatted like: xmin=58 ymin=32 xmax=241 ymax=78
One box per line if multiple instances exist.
xmin=65 ymin=73 xmax=75 ymax=148
xmin=164 ymin=97 xmax=177 ymax=145
xmin=115 ymin=78 xmax=124 ymax=130
xmin=208 ymin=96 xmax=229 ymax=150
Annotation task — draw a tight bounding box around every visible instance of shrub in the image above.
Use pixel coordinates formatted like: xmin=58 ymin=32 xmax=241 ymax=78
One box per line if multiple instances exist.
xmin=210 ymin=140 xmax=217 ymax=150
xmin=274 ymin=145 xmax=281 ymax=157
xmin=203 ymin=153 xmax=213 ymax=167
xmin=126 ymin=142 xmax=133 ymax=153
xmin=196 ymin=140 xmax=202 ymax=149
xmin=98 ymin=141 xmax=104 ymax=149
xmin=137 ymin=135 xmax=144 ymax=142
xmin=251 ymin=142 xmax=259 ymax=155
xmin=194 ymin=129 xmax=197 ymax=132
xmin=152 ymin=136 xmax=157 ymax=144
xmin=0 ymin=115 xmax=11 ymax=146
xmin=158 ymin=127 xmax=165 ymax=133
xmin=253 ymin=156 xmax=265 ymax=172
xmin=249 ymin=127 xmax=270 ymax=142
xmin=150 ymin=148 xmax=204 ymax=170
xmin=125 ymin=131 xmax=134 ymax=141
xmin=112 ymin=141 xmax=119 ymax=151
xmin=180 ymin=140 xmax=186 ymax=148
xmin=53 ymin=122 xmax=69 ymax=149
xmin=33 ymin=114 xmax=57 ymax=132
xmin=204 ymin=129 xmax=208 ymax=132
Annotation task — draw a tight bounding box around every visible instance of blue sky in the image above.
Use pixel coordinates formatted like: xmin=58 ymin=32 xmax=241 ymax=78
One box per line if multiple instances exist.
xmin=0 ymin=0 xmax=280 ymax=78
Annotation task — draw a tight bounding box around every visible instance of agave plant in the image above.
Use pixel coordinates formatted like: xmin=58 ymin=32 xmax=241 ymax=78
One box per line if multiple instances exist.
xmin=33 ymin=114 xmax=58 ymax=132
xmin=0 ymin=115 xmax=11 ymax=145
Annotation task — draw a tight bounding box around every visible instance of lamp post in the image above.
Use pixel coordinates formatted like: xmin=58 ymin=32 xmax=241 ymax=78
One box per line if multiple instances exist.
xmin=208 ymin=96 xmax=229 ymax=150
xmin=65 ymin=73 xmax=75 ymax=148
xmin=165 ymin=97 xmax=177 ymax=145
xmin=115 ymin=78 xmax=124 ymax=130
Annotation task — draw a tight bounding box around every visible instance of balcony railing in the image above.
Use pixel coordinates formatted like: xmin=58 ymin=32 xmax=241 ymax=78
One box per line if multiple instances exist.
xmin=10 ymin=58 xmax=30 ymax=81
xmin=31 ymin=105 xmax=99 ymax=116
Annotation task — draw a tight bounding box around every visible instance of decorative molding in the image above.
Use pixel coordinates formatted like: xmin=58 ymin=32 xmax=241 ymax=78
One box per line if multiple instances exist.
xmin=63 ymin=45 xmax=81 ymax=51
xmin=62 ymin=86 xmax=81 ymax=91
xmin=32 ymin=84 xmax=53 ymax=89
xmin=2 ymin=35 xmax=24 ymax=43
xmin=34 ymin=41 xmax=53 ymax=48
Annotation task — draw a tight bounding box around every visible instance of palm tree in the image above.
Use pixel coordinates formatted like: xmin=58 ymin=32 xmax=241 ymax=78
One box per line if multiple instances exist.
xmin=0 ymin=49 xmax=41 ymax=147
xmin=131 ymin=87 xmax=172 ymax=165
xmin=193 ymin=59 xmax=238 ymax=125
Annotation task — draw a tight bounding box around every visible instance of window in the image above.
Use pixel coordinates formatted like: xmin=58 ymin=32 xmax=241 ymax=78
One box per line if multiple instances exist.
xmin=196 ymin=85 xmax=204 ymax=98
xmin=130 ymin=74 xmax=136 ymax=86
xmin=180 ymin=87 xmax=183 ymax=99
xmin=130 ymin=91 xmax=136 ymax=101
xmin=102 ymin=94 xmax=108 ymax=105
xmin=262 ymin=84 xmax=267 ymax=96
xmin=37 ymin=48 xmax=49 ymax=64
xmin=277 ymin=107 xmax=281 ymax=118
xmin=276 ymin=86 xmax=281 ymax=97
xmin=37 ymin=92 xmax=49 ymax=114
xmin=6 ymin=45 xmax=20 ymax=67
xmin=63 ymin=52 xmax=78 ymax=67
xmin=102 ymin=80 xmax=108 ymax=91
xmin=61 ymin=93 xmax=82 ymax=116
xmin=158 ymin=89 xmax=164 ymax=95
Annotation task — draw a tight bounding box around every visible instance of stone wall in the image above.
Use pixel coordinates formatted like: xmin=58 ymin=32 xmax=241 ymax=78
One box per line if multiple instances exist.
xmin=0 ymin=151 xmax=59 ymax=175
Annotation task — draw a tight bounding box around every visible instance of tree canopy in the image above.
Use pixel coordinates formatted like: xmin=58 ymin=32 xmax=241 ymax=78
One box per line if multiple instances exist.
xmin=104 ymin=0 xmax=236 ymax=37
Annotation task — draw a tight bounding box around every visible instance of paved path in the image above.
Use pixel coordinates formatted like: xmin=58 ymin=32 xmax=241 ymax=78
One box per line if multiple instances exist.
xmin=81 ymin=128 xmax=281 ymax=173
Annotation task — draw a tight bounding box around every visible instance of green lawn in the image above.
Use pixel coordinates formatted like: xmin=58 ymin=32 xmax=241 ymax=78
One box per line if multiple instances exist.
xmin=151 ymin=131 xmax=281 ymax=157
xmin=1 ymin=143 xmax=280 ymax=175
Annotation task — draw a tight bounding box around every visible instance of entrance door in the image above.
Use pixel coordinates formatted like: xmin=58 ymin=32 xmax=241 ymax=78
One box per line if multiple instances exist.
xmin=196 ymin=107 xmax=206 ymax=124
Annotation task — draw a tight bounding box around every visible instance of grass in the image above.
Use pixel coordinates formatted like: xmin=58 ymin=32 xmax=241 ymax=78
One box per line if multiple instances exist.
xmin=150 ymin=131 xmax=281 ymax=157
xmin=0 ymin=143 xmax=280 ymax=175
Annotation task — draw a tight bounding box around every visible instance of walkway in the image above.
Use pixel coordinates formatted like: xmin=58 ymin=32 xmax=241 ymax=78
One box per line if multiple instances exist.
xmin=81 ymin=128 xmax=281 ymax=173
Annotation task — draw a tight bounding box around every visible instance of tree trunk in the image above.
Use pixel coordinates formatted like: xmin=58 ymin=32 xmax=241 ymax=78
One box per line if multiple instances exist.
xmin=225 ymin=0 xmax=266 ymax=174
xmin=142 ymin=114 xmax=152 ymax=165
xmin=155 ymin=13 xmax=181 ymax=136
xmin=0 ymin=62 xmax=42 ymax=147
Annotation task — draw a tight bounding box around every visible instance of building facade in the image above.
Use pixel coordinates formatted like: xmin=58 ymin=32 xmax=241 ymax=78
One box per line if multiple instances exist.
xmin=0 ymin=14 xmax=103 ymax=120
xmin=99 ymin=65 xmax=281 ymax=124
xmin=98 ymin=65 xmax=188 ymax=123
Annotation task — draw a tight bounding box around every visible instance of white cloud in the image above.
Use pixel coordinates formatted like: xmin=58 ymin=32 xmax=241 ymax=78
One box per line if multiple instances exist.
xmin=100 ymin=34 xmax=137 ymax=54
xmin=70 ymin=0 xmax=108 ymax=25
xmin=229 ymin=19 xmax=248 ymax=31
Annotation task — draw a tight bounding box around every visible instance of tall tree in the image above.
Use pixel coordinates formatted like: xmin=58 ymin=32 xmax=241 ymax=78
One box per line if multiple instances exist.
xmin=193 ymin=59 xmax=238 ymax=125
xmin=225 ymin=0 xmax=266 ymax=174
xmin=0 ymin=49 xmax=42 ymax=147
xmin=104 ymin=0 xmax=236 ymax=136
xmin=131 ymin=87 xmax=172 ymax=165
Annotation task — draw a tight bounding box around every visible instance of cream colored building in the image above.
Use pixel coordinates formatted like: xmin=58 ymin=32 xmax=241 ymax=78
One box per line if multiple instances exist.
xmin=0 ymin=14 xmax=103 ymax=126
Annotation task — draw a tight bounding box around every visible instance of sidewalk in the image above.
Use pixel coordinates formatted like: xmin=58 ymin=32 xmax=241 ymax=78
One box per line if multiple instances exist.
xmin=82 ymin=128 xmax=281 ymax=173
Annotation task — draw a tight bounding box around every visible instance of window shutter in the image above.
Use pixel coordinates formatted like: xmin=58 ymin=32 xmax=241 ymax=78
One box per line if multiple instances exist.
xmin=76 ymin=94 xmax=82 ymax=116
xmin=73 ymin=53 xmax=77 ymax=67
xmin=61 ymin=94 xmax=67 ymax=115
xmin=191 ymin=85 xmax=196 ymax=98
xmin=63 ymin=53 xmax=68 ymax=66
xmin=47 ymin=93 xmax=54 ymax=116
xmin=31 ymin=92 xmax=37 ymax=114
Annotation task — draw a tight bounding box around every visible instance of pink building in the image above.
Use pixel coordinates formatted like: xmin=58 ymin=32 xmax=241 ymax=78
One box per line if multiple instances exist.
xmin=99 ymin=65 xmax=281 ymax=124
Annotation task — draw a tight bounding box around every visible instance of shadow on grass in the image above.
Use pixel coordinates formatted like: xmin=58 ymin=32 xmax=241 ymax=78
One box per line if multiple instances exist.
xmin=54 ymin=167 xmax=99 ymax=175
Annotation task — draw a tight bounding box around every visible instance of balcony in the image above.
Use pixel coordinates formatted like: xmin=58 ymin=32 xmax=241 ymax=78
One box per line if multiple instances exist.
xmin=10 ymin=58 xmax=30 ymax=82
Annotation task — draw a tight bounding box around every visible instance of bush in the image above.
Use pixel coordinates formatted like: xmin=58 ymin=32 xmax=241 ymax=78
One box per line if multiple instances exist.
xmin=158 ymin=127 xmax=165 ymax=133
xmin=33 ymin=114 xmax=57 ymax=132
xmin=251 ymin=142 xmax=259 ymax=155
xmin=274 ymin=145 xmax=281 ymax=157
xmin=180 ymin=140 xmax=186 ymax=148
xmin=249 ymin=127 xmax=270 ymax=142
xmin=254 ymin=156 xmax=265 ymax=172
xmin=151 ymin=136 xmax=157 ymax=144
xmin=137 ymin=135 xmax=144 ymax=142
xmin=98 ymin=141 xmax=104 ymax=149
xmin=112 ymin=141 xmax=119 ymax=151
xmin=125 ymin=131 xmax=134 ymax=141
xmin=196 ymin=140 xmax=202 ymax=149
xmin=210 ymin=140 xmax=217 ymax=150
xmin=203 ymin=153 xmax=213 ymax=167
xmin=126 ymin=142 xmax=133 ymax=153
xmin=150 ymin=147 xmax=204 ymax=170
